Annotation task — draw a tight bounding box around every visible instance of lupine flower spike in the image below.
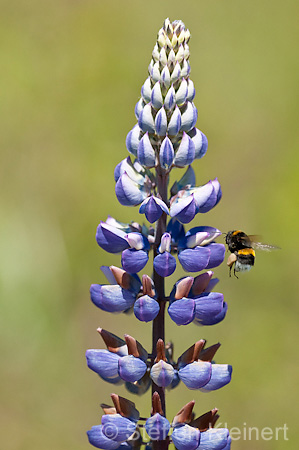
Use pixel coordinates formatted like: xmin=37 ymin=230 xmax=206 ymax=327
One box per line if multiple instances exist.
xmin=87 ymin=18 xmax=235 ymax=450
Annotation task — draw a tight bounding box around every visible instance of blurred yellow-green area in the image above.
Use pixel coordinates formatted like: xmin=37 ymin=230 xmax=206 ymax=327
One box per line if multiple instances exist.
xmin=1 ymin=0 xmax=298 ymax=449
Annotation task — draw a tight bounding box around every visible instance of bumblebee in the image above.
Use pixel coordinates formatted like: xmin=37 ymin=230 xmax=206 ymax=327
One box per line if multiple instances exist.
xmin=225 ymin=230 xmax=278 ymax=277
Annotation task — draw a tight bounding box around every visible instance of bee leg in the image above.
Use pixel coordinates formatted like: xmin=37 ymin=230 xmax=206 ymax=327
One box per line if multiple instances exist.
xmin=233 ymin=267 xmax=239 ymax=279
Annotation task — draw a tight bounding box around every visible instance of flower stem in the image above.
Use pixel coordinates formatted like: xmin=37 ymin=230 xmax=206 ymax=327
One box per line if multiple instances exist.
xmin=152 ymin=167 xmax=169 ymax=450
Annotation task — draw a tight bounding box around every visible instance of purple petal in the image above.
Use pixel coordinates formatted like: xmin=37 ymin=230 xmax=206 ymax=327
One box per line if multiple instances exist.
xmin=164 ymin=85 xmax=176 ymax=110
xmin=185 ymin=226 xmax=222 ymax=246
xmin=172 ymin=424 xmax=200 ymax=450
xmin=150 ymin=360 xmax=175 ymax=387
xmin=118 ymin=355 xmax=147 ymax=382
xmin=154 ymin=252 xmax=176 ymax=277
xmin=102 ymin=414 xmax=137 ymax=442
xmin=168 ymin=105 xmax=182 ymax=135
xmin=200 ymin=364 xmax=232 ymax=391
xmin=141 ymin=77 xmax=152 ymax=102
xmin=179 ymin=361 xmax=212 ymax=389
xmin=159 ymin=136 xmax=174 ymax=168
xmin=193 ymin=181 xmax=217 ymax=213
xmin=151 ymin=81 xmax=163 ymax=109
xmin=138 ymin=102 xmax=155 ymax=133
xmin=87 ymin=425 xmax=120 ymax=450
xmin=134 ymin=295 xmax=160 ymax=322
xmin=178 ymin=246 xmax=210 ymax=272
xmin=181 ymin=102 xmax=197 ymax=132
xmin=134 ymin=98 xmax=145 ymax=119
xmin=96 ymin=222 xmax=130 ymax=254
xmin=188 ymin=128 xmax=208 ymax=160
xmin=121 ymin=248 xmax=148 ymax=273
xmin=145 ymin=413 xmax=170 ymax=441
xmin=198 ymin=429 xmax=230 ymax=450
xmin=169 ymin=194 xmax=198 ymax=224
xmin=186 ymin=79 xmax=196 ymax=101
xmin=175 ymin=78 xmax=188 ymax=105
xmin=139 ymin=196 xmax=169 ymax=223
xmin=155 ymin=107 xmax=168 ymax=136
xmin=90 ymin=284 xmax=136 ymax=313
xmin=137 ymin=132 xmax=156 ymax=167
xmin=86 ymin=349 xmax=120 ymax=380
xmin=174 ymin=132 xmax=195 ymax=167
xmin=194 ymin=292 xmax=225 ymax=325
xmin=115 ymin=173 xmax=146 ymax=206
xmin=126 ymin=125 xmax=142 ymax=157
xmin=205 ymin=243 xmax=225 ymax=269
xmin=211 ymin=178 xmax=222 ymax=204
xmin=168 ymin=298 xmax=196 ymax=325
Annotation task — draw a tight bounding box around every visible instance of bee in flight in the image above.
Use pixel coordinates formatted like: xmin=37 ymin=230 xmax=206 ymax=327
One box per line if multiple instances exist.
xmin=225 ymin=230 xmax=279 ymax=278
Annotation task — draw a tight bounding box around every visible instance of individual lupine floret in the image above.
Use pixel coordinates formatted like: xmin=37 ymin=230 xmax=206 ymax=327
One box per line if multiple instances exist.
xmin=139 ymin=195 xmax=169 ymax=223
xmin=118 ymin=335 xmax=148 ymax=382
xmin=86 ymin=330 xmax=148 ymax=384
xmin=169 ymin=179 xmax=222 ymax=223
xmin=115 ymin=157 xmax=152 ymax=206
xmin=133 ymin=275 xmax=160 ymax=322
xmin=150 ymin=339 xmax=175 ymax=387
xmin=90 ymin=266 xmax=141 ymax=313
xmin=168 ymin=272 xmax=227 ymax=326
xmin=177 ymin=226 xmax=225 ymax=272
xmin=87 ymin=395 xmax=140 ymax=448
xmin=171 ymin=400 xmax=231 ymax=450
xmin=153 ymin=232 xmax=176 ymax=277
xmin=121 ymin=233 xmax=150 ymax=273
xmin=177 ymin=340 xmax=232 ymax=390
xmin=145 ymin=392 xmax=170 ymax=441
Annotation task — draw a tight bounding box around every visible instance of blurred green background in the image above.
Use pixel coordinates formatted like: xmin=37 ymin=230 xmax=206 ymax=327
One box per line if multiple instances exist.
xmin=1 ymin=0 xmax=298 ymax=449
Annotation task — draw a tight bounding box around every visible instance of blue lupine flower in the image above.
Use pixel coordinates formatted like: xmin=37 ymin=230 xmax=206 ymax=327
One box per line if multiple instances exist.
xmin=178 ymin=361 xmax=212 ymax=389
xmin=90 ymin=266 xmax=141 ymax=313
xmin=121 ymin=248 xmax=149 ymax=273
xmin=86 ymin=350 xmax=121 ymax=383
xmin=134 ymin=295 xmax=160 ymax=322
xmin=178 ymin=226 xmax=225 ymax=272
xmin=173 ymin=132 xmax=195 ymax=168
xmin=159 ymin=136 xmax=175 ymax=168
xmin=194 ymin=292 xmax=228 ymax=326
xmin=150 ymin=339 xmax=175 ymax=387
xmin=168 ymin=297 xmax=196 ymax=325
xmin=139 ymin=196 xmax=169 ymax=223
xmin=87 ymin=425 xmax=120 ymax=450
xmin=102 ymin=414 xmax=137 ymax=442
xmin=90 ymin=284 xmax=137 ymax=313
xmin=200 ymin=364 xmax=233 ymax=391
xmin=115 ymin=171 xmax=148 ymax=206
xmin=150 ymin=359 xmax=175 ymax=387
xmin=168 ymin=272 xmax=225 ymax=326
xmin=96 ymin=221 xmax=130 ymax=254
xmin=169 ymin=179 xmax=222 ymax=224
xmin=188 ymin=128 xmax=208 ymax=160
xmin=137 ymin=132 xmax=156 ymax=167
xmin=145 ymin=413 xmax=170 ymax=440
xmin=172 ymin=424 xmax=200 ymax=450
xmin=153 ymin=232 xmax=176 ymax=277
xmin=118 ymin=355 xmax=147 ymax=382
xmin=197 ymin=428 xmax=230 ymax=450
xmin=175 ymin=340 xmax=232 ymax=391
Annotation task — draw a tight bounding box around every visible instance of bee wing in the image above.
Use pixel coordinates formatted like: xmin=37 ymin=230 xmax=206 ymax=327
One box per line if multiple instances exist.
xmin=247 ymin=235 xmax=280 ymax=252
